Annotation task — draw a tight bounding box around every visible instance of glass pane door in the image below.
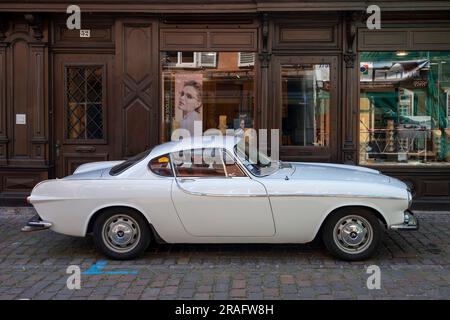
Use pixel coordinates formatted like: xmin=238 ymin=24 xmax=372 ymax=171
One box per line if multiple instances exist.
xmin=281 ymin=63 xmax=330 ymax=147
xmin=275 ymin=56 xmax=338 ymax=162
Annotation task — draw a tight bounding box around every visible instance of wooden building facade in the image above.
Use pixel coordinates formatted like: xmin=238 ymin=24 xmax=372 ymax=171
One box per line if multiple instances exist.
xmin=0 ymin=1 xmax=450 ymax=209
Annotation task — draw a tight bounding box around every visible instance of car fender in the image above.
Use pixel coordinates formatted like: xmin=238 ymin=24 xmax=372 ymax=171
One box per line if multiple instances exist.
xmin=311 ymin=199 xmax=404 ymax=241
xmin=83 ymin=202 xmax=154 ymax=236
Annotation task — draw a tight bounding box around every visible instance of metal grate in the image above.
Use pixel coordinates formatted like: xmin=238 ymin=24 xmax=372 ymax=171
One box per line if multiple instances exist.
xmin=66 ymin=66 xmax=104 ymax=140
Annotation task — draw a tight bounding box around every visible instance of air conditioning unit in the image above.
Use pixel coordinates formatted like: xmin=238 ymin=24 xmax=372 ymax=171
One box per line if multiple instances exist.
xmin=238 ymin=52 xmax=255 ymax=67
xmin=199 ymin=52 xmax=217 ymax=68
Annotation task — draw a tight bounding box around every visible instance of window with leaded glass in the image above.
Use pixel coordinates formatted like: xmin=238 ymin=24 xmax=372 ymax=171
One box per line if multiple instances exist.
xmin=66 ymin=66 xmax=104 ymax=140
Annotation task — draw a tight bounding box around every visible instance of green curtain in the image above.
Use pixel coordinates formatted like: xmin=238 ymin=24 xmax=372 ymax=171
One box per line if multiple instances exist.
xmin=427 ymin=64 xmax=448 ymax=160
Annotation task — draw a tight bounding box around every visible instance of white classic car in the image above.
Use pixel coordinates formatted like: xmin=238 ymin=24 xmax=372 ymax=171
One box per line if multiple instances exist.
xmin=23 ymin=136 xmax=418 ymax=261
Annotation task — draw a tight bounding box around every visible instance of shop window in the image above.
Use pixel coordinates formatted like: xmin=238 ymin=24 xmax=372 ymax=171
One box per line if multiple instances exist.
xmin=162 ymin=51 xmax=256 ymax=139
xmin=280 ymin=64 xmax=330 ymax=147
xmin=359 ymin=52 xmax=450 ymax=165
xmin=66 ymin=66 xmax=104 ymax=140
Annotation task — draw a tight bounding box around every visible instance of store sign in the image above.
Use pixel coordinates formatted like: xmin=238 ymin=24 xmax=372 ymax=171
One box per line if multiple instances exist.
xmin=360 ymin=60 xmax=429 ymax=83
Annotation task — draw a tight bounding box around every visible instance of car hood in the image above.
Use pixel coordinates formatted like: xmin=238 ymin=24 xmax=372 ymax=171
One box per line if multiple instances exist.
xmin=267 ymin=162 xmax=393 ymax=185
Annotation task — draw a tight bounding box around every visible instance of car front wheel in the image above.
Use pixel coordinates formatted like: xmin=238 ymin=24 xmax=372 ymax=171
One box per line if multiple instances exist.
xmin=322 ymin=208 xmax=382 ymax=261
xmin=92 ymin=208 xmax=151 ymax=260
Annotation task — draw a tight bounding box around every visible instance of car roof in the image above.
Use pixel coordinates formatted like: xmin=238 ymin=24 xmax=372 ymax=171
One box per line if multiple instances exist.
xmin=150 ymin=135 xmax=242 ymax=158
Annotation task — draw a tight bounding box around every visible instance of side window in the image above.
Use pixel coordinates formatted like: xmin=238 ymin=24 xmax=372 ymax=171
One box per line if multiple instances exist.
xmin=222 ymin=150 xmax=247 ymax=177
xmin=171 ymin=148 xmax=226 ymax=177
xmin=148 ymin=154 xmax=173 ymax=177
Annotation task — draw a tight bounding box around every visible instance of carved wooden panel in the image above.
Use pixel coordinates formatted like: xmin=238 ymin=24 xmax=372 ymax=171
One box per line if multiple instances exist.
xmin=3 ymin=17 xmax=49 ymax=168
xmin=209 ymin=30 xmax=256 ymax=50
xmin=358 ymin=28 xmax=450 ymax=51
xmin=160 ymin=28 xmax=257 ymax=51
xmin=11 ymin=40 xmax=29 ymax=157
xmin=124 ymin=101 xmax=151 ymax=156
xmin=0 ymin=46 xmax=5 ymax=140
xmin=412 ymin=29 xmax=450 ymax=50
xmin=52 ymin=21 xmax=114 ymax=48
xmin=32 ymin=144 xmax=45 ymax=159
xmin=161 ymin=30 xmax=207 ymax=50
xmin=358 ymin=29 xmax=408 ymax=50
xmin=2 ymin=173 xmax=42 ymax=192
xmin=341 ymin=54 xmax=359 ymax=164
xmin=274 ymin=23 xmax=340 ymax=50
xmin=421 ymin=180 xmax=450 ymax=197
xmin=29 ymin=45 xmax=47 ymax=162
xmin=116 ymin=20 xmax=158 ymax=157
xmin=0 ymin=45 xmax=6 ymax=165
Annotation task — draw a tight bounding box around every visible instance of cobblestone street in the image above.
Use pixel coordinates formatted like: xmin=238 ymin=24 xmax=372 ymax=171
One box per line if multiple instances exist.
xmin=0 ymin=207 xmax=449 ymax=300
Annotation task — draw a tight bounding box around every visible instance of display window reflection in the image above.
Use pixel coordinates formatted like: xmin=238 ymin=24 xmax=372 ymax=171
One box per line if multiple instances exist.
xmin=161 ymin=52 xmax=256 ymax=139
xmin=359 ymin=51 xmax=450 ymax=165
xmin=280 ymin=64 xmax=330 ymax=147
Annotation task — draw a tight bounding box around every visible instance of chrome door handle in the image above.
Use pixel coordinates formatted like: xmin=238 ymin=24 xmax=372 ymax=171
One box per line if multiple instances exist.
xmin=178 ymin=178 xmax=196 ymax=183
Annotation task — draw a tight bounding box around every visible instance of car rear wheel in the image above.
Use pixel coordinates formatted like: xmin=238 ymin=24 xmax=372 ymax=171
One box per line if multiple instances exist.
xmin=92 ymin=208 xmax=151 ymax=260
xmin=322 ymin=208 xmax=382 ymax=261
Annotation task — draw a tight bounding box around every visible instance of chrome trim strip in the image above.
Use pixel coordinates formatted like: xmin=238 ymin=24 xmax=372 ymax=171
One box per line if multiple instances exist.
xmin=267 ymin=193 xmax=406 ymax=200
xmin=175 ymin=180 xmax=266 ymax=197
xmin=174 ymin=182 xmax=406 ymax=199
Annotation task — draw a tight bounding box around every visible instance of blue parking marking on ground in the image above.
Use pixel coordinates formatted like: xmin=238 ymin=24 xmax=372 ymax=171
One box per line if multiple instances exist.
xmin=81 ymin=260 xmax=138 ymax=275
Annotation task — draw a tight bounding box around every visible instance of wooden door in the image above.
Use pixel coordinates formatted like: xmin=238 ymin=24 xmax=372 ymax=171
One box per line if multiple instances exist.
xmin=54 ymin=53 xmax=116 ymax=177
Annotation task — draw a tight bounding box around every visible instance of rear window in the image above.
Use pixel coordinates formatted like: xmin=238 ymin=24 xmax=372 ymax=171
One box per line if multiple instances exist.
xmin=109 ymin=149 xmax=152 ymax=176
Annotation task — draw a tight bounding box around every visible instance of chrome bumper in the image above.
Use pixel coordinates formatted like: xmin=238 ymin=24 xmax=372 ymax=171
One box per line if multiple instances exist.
xmin=390 ymin=210 xmax=419 ymax=231
xmin=21 ymin=214 xmax=52 ymax=232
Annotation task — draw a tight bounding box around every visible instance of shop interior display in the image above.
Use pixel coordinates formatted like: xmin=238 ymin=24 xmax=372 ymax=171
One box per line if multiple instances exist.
xmin=359 ymin=51 xmax=450 ymax=165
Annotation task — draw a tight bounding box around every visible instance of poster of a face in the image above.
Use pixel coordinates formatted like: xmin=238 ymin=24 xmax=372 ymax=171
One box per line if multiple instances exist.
xmin=175 ymin=73 xmax=203 ymax=136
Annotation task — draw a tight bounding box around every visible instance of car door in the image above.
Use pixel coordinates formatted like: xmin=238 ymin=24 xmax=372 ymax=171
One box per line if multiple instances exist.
xmin=170 ymin=148 xmax=275 ymax=237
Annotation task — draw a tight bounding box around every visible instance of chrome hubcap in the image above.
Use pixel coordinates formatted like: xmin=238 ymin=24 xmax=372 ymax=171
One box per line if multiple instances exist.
xmin=333 ymin=215 xmax=373 ymax=254
xmin=102 ymin=215 xmax=140 ymax=253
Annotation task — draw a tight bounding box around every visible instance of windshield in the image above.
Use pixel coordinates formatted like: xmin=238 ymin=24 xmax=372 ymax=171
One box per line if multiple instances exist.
xmin=234 ymin=142 xmax=280 ymax=177
xmin=109 ymin=149 xmax=152 ymax=176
